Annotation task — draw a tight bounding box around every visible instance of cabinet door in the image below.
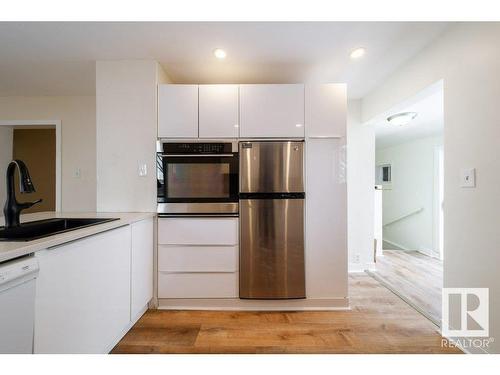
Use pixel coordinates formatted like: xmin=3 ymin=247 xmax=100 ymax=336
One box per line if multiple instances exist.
xmin=131 ymin=218 xmax=154 ymax=319
xmin=34 ymin=227 xmax=131 ymax=354
xmin=240 ymin=84 xmax=305 ymax=138
xmin=199 ymin=85 xmax=239 ymax=138
xmin=305 ymin=84 xmax=346 ymax=137
xmin=158 ymin=84 xmax=198 ymax=138
xmin=305 ymin=139 xmax=347 ymax=299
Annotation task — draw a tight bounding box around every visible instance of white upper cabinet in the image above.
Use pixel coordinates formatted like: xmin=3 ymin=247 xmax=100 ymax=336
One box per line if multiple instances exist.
xmin=240 ymin=84 xmax=305 ymax=138
xmin=305 ymin=84 xmax=347 ymax=137
xmin=199 ymin=85 xmax=239 ymax=138
xmin=158 ymin=84 xmax=198 ymax=138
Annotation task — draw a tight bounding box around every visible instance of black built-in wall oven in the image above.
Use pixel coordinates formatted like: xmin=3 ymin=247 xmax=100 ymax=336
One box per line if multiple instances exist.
xmin=157 ymin=141 xmax=239 ymax=216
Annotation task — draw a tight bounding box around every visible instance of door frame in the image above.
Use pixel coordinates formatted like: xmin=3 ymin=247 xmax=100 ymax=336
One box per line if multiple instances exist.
xmin=0 ymin=120 xmax=62 ymax=211
xmin=433 ymin=144 xmax=444 ymax=260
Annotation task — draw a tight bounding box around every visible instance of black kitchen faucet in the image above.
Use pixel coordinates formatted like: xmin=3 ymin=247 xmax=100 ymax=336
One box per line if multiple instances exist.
xmin=3 ymin=160 xmax=42 ymax=228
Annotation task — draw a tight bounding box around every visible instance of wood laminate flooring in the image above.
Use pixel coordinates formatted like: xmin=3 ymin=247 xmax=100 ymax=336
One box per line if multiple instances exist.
xmin=112 ymin=274 xmax=459 ymax=354
xmin=371 ymin=250 xmax=443 ymax=326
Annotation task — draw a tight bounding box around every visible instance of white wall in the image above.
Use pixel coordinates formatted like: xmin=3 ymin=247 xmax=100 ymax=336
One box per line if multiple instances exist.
xmin=96 ymin=61 xmax=169 ymax=212
xmin=376 ymin=135 xmax=443 ymax=253
xmin=362 ymin=23 xmax=500 ymax=353
xmin=347 ymin=99 xmax=375 ymax=271
xmin=0 ymin=127 xmax=13 ymax=206
xmin=0 ymin=96 xmax=96 ymax=211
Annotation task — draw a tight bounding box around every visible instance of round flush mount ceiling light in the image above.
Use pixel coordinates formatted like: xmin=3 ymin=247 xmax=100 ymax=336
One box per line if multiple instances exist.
xmin=213 ymin=48 xmax=227 ymax=59
xmin=387 ymin=112 xmax=418 ymax=126
xmin=350 ymin=47 xmax=366 ymax=59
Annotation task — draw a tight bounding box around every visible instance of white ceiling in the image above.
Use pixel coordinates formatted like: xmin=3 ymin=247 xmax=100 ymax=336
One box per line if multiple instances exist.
xmin=372 ymin=82 xmax=444 ymax=149
xmin=0 ymin=22 xmax=450 ymax=98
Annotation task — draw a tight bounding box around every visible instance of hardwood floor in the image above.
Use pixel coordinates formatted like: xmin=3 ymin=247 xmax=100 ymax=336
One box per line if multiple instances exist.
xmin=112 ymin=274 xmax=459 ymax=354
xmin=370 ymin=250 xmax=442 ymax=325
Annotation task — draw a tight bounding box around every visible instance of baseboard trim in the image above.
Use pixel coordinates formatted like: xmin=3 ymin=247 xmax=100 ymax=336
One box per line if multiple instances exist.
xmin=348 ymin=263 xmax=366 ymax=273
xmin=158 ymin=297 xmax=350 ymax=311
xmin=349 ymin=262 xmax=376 ymax=273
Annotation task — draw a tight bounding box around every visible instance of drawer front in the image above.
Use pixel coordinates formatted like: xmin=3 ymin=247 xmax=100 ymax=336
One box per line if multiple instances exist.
xmin=158 ymin=272 xmax=238 ymax=298
xmin=158 ymin=218 xmax=238 ymax=245
xmin=158 ymin=245 xmax=238 ymax=272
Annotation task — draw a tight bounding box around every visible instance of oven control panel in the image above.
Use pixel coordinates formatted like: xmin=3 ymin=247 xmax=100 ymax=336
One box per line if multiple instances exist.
xmin=163 ymin=143 xmax=233 ymax=154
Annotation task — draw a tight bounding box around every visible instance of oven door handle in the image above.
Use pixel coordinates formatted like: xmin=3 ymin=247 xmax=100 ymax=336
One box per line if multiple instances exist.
xmin=159 ymin=154 xmax=235 ymax=157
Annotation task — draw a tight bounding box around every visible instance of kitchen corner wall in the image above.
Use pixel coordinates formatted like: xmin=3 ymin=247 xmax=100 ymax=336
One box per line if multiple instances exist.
xmin=346 ymin=99 xmax=375 ymax=271
xmin=0 ymin=96 xmax=96 ymax=212
xmin=96 ymin=60 xmax=170 ymax=212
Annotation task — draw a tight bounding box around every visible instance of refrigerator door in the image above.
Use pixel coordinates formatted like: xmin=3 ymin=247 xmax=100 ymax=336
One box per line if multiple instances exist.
xmin=239 ymin=141 xmax=304 ymax=193
xmin=239 ymin=198 xmax=305 ymax=299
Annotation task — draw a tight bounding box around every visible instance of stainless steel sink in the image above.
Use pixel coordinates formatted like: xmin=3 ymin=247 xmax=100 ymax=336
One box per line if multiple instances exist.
xmin=0 ymin=217 xmax=119 ymax=241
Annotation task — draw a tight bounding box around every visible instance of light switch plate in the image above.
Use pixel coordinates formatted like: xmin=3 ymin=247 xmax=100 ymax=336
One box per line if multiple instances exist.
xmin=138 ymin=163 xmax=148 ymax=177
xmin=460 ymin=168 xmax=476 ymax=188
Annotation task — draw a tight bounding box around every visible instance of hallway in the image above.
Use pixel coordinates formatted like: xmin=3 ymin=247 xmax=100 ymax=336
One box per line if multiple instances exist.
xmin=370 ymin=250 xmax=442 ymax=325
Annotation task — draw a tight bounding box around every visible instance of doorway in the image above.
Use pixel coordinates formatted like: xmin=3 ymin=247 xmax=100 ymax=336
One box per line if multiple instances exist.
xmin=369 ymin=81 xmax=444 ymax=325
xmin=0 ymin=121 xmax=61 ymax=214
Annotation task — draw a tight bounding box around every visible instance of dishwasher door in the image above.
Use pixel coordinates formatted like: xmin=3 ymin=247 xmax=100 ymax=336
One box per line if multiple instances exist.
xmin=0 ymin=256 xmax=39 ymax=354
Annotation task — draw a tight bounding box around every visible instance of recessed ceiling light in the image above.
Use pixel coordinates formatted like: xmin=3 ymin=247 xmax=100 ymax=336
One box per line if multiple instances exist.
xmin=387 ymin=112 xmax=418 ymax=126
xmin=295 ymin=124 xmax=303 ymax=128
xmin=350 ymin=47 xmax=366 ymax=59
xmin=213 ymin=48 xmax=227 ymax=59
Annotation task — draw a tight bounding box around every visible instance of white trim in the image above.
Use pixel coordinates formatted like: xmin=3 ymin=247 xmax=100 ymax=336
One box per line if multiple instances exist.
xmin=348 ymin=261 xmax=376 ymax=273
xmin=158 ymin=297 xmax=350 ymax=311
xmin=0 ymin=120 xmax=62 ymax=211
xmin=433 ymin=144 xmax=444 ymax=260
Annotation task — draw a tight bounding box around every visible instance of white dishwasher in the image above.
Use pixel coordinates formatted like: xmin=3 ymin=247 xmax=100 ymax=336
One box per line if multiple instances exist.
xmin=0 ymin=256 xmax=39 ymax=354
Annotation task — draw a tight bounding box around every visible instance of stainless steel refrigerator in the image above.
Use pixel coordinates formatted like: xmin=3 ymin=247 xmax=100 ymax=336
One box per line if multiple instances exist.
xmin=239 ymin=141 xmax=305 ymax=299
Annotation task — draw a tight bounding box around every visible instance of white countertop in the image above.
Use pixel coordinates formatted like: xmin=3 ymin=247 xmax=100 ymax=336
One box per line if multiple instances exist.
xmin=0 ymin=211 xmax=156 ymax=263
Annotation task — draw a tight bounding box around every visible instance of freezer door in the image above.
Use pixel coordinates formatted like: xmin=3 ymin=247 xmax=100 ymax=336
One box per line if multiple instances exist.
xmin=239 ymin=198 xmax=305 ymax=299
xmin=239 ymin=141 xmax=304 ymax=193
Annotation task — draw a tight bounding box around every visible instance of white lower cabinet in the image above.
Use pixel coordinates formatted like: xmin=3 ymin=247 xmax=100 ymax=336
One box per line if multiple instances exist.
xmin=158 ymin=217 xmax=238 ymax=245
xmin=131 ymin=218 xmax=154 ymax=319
xmin=158 ymin=245 xmax=238 ymax=273
xmin=158 ymin=272 xmax=238 ymax=298
xmin=157 ymin=217 xmax=239 ymax=299
xmin=34 ymin=218 xmax=154 ymax=354
xmin=34 ymin=226 xmax=131 ymax=354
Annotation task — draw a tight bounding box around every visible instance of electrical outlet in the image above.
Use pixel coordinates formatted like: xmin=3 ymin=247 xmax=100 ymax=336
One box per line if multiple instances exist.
xmin=138 ymin=163 xmax=147 ymax=177
xmin=354 ymin=254 xmax=360 ymax=263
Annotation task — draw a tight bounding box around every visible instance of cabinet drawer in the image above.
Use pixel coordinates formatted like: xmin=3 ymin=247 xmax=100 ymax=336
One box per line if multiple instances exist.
xmin=158 ymin=218 xmax=238 ymax=245
xmin=158 ymin=245 xmax=238 ymax=272
xmin=158 ymin=272 xmax=238 ymax=298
